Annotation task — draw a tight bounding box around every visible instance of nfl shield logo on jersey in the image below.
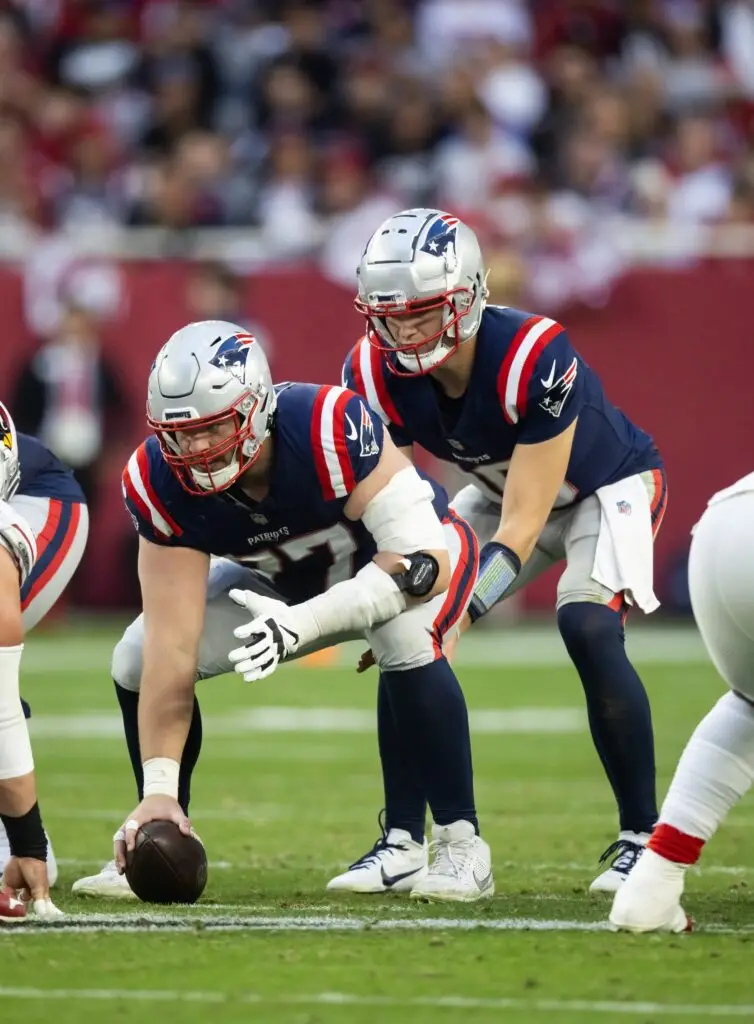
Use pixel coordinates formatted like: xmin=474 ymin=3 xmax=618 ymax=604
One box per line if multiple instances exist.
xmin=616 ymin=500 xmax=632 ymax=515
xmin=359 ymin=405 xmax=379 ymax=458
xmin=209 ymin=331 xmax=256 ymax=383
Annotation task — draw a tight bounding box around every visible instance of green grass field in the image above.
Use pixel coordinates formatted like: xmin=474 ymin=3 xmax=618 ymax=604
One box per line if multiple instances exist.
xmin=2 ymin=621 xmax=753 ymax=1023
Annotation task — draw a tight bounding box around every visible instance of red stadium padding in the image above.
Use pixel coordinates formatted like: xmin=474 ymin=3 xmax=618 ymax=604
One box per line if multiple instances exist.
xmin=0 ymin=259 xmax=750 ymax=610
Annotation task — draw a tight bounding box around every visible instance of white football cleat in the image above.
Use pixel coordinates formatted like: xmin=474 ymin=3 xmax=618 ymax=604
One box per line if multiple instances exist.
xmin=327 ymin=827 xmax=428 ymax=893
xmin=72 ymin=859 xmax=136 ymax=900
xmin=590 ymin=832 xmax=649 ymax=893
xmin=30 ymin=897 xmax=64 ymax=920
xmin=410 ymin=820 xmax=494 ymax=903
xmin=0 ymin=824 xmax=58 ymax=889
xmin=609 ymin=847 xmax=692 ymax=933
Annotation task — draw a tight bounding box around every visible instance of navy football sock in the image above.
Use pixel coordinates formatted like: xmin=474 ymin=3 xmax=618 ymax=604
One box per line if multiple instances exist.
xmin=114 ymin=681 xmax=143 ymax=801
xmin=381 ymin=659 xmax=478 ymax=833
xmin=113 ymin=681 xmax=203 ymax=815
xmin=178 ymin=697 xmax=203 ymax=814
xmin=377 ymin=673 xmax=427 ymax=843
xmin=557 ymin=602 xmax=658 ymax=834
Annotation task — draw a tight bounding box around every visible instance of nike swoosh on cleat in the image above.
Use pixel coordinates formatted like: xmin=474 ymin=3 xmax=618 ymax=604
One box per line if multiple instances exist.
xmin=473 ymin=867 xmax=493 ymax=891
xmin=380 ymin=865 xmax=423 ymax=888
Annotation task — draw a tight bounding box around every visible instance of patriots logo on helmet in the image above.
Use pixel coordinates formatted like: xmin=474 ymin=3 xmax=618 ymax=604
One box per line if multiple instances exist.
xmin=209 ymin=332 xmax=256 ymax=383
xmin=420 ymin=214 xmax=459 ymax=264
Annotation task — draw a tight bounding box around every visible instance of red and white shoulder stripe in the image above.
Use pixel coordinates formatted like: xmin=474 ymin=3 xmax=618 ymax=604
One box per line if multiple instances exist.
xmin=348 ymin=335 xmax=404 ymax=428
xmin=496 ymin=316 xmax=564 ymax=424
xmin=310 ymin=385 xmax=364 ymax=501
xmin=122 ymin=444 xmax=183 ymax=540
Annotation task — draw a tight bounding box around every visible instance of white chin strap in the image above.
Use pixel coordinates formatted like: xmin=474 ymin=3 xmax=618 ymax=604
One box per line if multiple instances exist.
xmin=191 ymin=455 xmax=240 ymax=491
xmin=395 ymin=337 xmax=457 ymax=373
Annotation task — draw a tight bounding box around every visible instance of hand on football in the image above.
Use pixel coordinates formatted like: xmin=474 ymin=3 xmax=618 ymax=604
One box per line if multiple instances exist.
xmin=114 ymin=794 xmax=191 ymax=873
xmin=229 ymin=588 xmax=301 ymax=682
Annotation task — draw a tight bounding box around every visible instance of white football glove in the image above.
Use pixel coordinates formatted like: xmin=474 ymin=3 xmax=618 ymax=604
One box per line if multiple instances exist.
xmin=228 ymin=588 xmax=304 ymax=682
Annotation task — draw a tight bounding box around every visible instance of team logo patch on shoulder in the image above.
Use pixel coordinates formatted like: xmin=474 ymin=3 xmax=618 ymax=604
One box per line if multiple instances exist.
xmin=358 ymin=404 xmax=379 ymax=458
xmin=539 ymin=357 xmax=578 ymax=418
xmin=209 ymin=331 xmax=256 ymax=383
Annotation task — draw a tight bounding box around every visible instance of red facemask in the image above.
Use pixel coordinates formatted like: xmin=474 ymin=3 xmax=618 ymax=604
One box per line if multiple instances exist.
xmin=355 ymin=287 xmax=473 ymax=375
xmin=148 ymin=400 xmax=262 ymax=496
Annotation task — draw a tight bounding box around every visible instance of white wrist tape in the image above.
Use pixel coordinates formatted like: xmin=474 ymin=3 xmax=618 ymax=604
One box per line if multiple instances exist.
xmin=293 ymin=561 xmax=407 ymax=646
xmin=0 ymin=645 xmax=34 ymax=780
xmin=361 ymin=468 xmax=446 ymax=553
xmin=143 ymin=757 xmax=180 ymax=799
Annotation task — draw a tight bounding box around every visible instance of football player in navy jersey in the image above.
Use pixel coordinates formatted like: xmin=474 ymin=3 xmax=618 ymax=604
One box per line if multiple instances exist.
xmin=0 ymin=401 xmax=86 ymax=919
xmin=342 ymin=208 xmax=668 ymax=893
xmin=74 ymin=320 xmax=494 ymax=903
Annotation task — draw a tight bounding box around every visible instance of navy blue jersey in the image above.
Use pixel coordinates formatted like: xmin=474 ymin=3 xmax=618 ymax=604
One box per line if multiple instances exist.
xmin=122 ymin=383 xmax=449 ymax=605
xmin=343 ymin=305 xmax=661 ymax=507
xmin=17 ymin=434 xmax=85 ymax=503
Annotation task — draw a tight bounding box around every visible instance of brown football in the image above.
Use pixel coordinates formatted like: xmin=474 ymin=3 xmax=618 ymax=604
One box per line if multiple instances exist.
xmin=125 ymin=820 xmax=207 ymax=904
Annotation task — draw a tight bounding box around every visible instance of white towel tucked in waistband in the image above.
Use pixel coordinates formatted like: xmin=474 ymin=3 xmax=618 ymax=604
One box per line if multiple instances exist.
xmin=592 ymin=475 xmax=659 ymax=614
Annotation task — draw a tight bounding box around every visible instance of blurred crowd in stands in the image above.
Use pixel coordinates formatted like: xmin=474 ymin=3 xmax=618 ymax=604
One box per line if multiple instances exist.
xmin=6 ymin=0 xmax=746 ymax=612
xmin=0 ymin=0 xmax=751 ymax=309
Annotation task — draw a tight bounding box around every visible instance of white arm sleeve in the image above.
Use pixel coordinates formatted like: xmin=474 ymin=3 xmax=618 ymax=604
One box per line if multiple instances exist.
xmin=0 ymin=500 xmax=37 ymax=586
xmin=0 ymin=644 xmax=34 ymax=780
xmin=290 ymin=467 xmax=448 ymax=646
xmin=360 ymin=467 xmax=446 ymax=553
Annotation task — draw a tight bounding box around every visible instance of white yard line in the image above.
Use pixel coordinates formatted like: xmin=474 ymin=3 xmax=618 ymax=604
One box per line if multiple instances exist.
xmin=0 ymin=913 xmax=612 ymax=934
xmin=29 ymin=707 xmax=586 ymax=739
xmin=0 ymin=986 xmax=752 ymax=1017
xmin=0 ymin=912 xmax=751 ymax=936
xmin=55 ymin=857 xmax=754 ymax=877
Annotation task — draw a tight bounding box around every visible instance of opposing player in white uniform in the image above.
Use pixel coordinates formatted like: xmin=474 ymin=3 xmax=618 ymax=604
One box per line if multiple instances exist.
xmin=74 ymin=321 xmax=493 ymax=903
xmin=610 ymin=473 xmax=754 ymax=932
xmin=0 ymin=402 xmax=64 ymax=920
xmin=0 ymin=411 xmax=89 ymax=886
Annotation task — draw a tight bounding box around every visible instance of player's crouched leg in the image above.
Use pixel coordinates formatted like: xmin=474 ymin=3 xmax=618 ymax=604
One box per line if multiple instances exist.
xmin=612 ymin=493 xmax=754 ymax=932
xmin=73 ymin=558 xmax=257 ymax=899
xmin=0 ymin=511 xmax=61 ymax=919
xmin=71 ymin=631 xmax=143 ymax=900
xmin=369 ymin=514 xmax=493 ymax=904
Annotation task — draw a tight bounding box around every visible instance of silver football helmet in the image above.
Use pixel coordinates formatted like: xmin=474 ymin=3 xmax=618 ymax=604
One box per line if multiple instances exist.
xmin=0 ymin=400 xmax=20 ymax=502
xmin=355 ymin=208 xmax=489 ymax=375
xmin=147 ymin=320 xmax=275 ymax=495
